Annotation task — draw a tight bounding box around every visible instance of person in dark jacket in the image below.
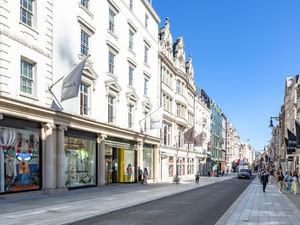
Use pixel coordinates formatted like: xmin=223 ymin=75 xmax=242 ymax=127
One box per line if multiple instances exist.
xmin=260 ymin=170 xmax=269 ymax=192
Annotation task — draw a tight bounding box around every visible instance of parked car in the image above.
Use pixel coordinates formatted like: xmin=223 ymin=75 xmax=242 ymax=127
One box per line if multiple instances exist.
xmin=238 ymin=168 xmax=251 ymax=179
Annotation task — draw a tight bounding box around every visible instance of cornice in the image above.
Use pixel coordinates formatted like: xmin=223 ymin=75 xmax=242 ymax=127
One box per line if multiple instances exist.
xmin=0 ymin=96 xmax=160 ymax=144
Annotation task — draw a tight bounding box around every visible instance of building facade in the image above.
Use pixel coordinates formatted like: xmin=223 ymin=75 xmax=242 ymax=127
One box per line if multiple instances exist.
xmin=158 ymin=18 xmax=197 ymax=181
xmin=226 ymin=123 xmax=240 ymax=173
xmin=0 ymin=0 xmax=161 ymax=194
xmin=194 ymin=91 xmax=211 ymax=176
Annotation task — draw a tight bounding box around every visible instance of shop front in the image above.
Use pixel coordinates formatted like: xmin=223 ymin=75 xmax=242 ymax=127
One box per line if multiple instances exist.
xmin=0 ymin=117 xmax=41 ymax=194
xmin=105 ymin=139 xmax=136 ymax=184
xmin=64 ymin=129 xmax=97 ymax=188
xmin=143 ymin=144 xmax=153 ymax=179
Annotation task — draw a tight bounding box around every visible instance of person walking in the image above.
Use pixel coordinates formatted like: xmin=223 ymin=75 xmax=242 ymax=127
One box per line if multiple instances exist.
xmin=270 ymin=169 xmax=274 ymax=184
xmin=260 ymin=170 xmax=269 ymax=192
xmin=291 ymin=171 xmax=299 ymax=195
xmin=277 ymin=170 xmax=284 ymax=193
xmin=284 ymin=171 xmax=293 ymax=194
xmin=195 ymin=171 xmax=200 ymax=184
xmin=143 ymin=167 xmax=148 ymax=185
xmin=137 ymin=167 xmax=143 ymax=184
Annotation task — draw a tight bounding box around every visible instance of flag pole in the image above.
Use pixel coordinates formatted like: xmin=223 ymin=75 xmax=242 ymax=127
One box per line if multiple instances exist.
xmin=138 ymin=104 xmax=164 ymax=133
xmin=48 ymin=54 xmax=90 ymax=110
xmin=48 ymin=87 xmax=63 ymax=110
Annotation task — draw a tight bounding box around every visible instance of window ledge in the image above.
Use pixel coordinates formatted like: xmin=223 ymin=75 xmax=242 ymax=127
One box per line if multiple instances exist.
xmin=107 ymin=30 xmax=118 ymax=40
xmin=144 ymin=62 xmax=150 ymax=68
xmin=127 ymin=85 xmax=135 ymax=91
xmin=107 ymin=72 xmax=118 ymax=80
xmin=19 ymin=93 xmax=39 ymax=101
xmin=128 ymin=48 xmax=136 ymax=56
xmin=78 ymin=4 xmax=94 ymax=19
xmin=19 ymin=22 xmax=39 ymax=40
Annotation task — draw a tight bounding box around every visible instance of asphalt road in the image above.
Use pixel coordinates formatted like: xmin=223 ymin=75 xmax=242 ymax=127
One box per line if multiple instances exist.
xmin=69 ymin=177 xmax=254 ymax=225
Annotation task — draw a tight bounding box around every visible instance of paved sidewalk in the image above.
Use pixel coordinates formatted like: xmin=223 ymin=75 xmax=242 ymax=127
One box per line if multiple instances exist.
xmin=216 ymin=177 xmax=300 ymax=225
xmin=0 ymin=176 xmax=233 ymax=225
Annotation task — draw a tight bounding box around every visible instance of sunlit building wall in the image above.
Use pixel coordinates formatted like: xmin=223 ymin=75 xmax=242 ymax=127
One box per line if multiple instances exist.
xmin=158 ymin=18 xmax=197 ymax=181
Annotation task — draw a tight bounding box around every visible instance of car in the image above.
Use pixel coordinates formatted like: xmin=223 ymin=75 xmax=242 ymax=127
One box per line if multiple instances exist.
xmin=238 ymin=169 xmax=251 ymax=179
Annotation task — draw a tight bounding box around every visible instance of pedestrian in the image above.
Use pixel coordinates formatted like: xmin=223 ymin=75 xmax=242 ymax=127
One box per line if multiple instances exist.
xmin=291 ymin=171 xmax=299 ymax=195
xmin=143 ymin=167 xmax=148 ymax=185
xmin=277 ymin=170 xmax=284 ymax=193
xmin=260 ymin=170 xmax=269 ymax=192
xmin=195 ymin=171 xmax=200 ymax=184
xmin=284 ymin=171 xmax=293 ymax=194
xmin=270 ymin=169 xmax=274 ymax=184
xmin=137 ymin=167 xmax=143 ymax=184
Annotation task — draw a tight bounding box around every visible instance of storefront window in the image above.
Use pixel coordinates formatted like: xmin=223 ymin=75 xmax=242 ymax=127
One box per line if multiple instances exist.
xmin=122 ymin=149 xmax=135 ymax=182
xmin=64 ymin=136 xmax=96 ymax=187
xmin=187 ymin=158 xmax=194 ymax=175
xmin=0 ymin=127 xmax=40 ymax=193
xmin=169 ymin=156 xmax=174 ymax=177
xmin=143 ymin=146 xmax=153 ymax=178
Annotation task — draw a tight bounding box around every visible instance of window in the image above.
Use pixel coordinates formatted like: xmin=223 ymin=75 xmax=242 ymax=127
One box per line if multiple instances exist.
xmin=163 ymin=94 xmax=172 ymax=113
xmin=128 ymin=66 xmax=133 ymax=86
xmin=176 ymin=80 xmax=181 ymax=94
xmin=81 ymin=30 xmax=89 ymax=56
xmin=145 ymin=13 xmax=149 ymax=28
xmin=108 ymin=95 xmax=116 ymax=123
xmin=144 ymin=78 xmax=148 ymax=96
xmin=81 ymin=0 xmax=89 ymax=8
xmin=20 ymin=0 xmax=33 ymax=27
xmin=129 ymin=30 xmax=134 ymax=50
xmin=80 ymin=83 xmax=89 ymax=115
xmin=20 ymin=59 xmax=34 ymax=95
xmin=162 ymin=124 xmax=171 ymax=146
xmin=128 ymin=105 xmax=134 ymax=128
xmin=129 ymin=0 xmax=133 ymax=10
xmin=176 ymin=103 xmax=180 ymax=117
xmin=144 ymin=45 xmax=149 ymax=64
xmin=109 ymin=8 xmax=115 ymax=33
xmin=108 ymin=51 xmax=115 ymax=74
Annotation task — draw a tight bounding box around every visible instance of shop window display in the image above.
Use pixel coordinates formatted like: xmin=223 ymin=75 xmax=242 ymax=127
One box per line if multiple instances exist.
xmin=0 ymin=127 xmax=40 ymax=193
xmin=64 ymin=137 xmax=96 ymax=187
xmin=143 ymin=146 xmax=153 ymax=178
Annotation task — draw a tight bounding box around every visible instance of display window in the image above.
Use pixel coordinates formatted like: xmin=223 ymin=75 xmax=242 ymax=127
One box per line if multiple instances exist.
xmin=64 ymin=136 xmax=96 ymax=187
xmin=143 ymin=146 xmax=153 ymax=178
xmin=0 ymin=126 xmax=40 ymax=193
xmin=169 ymin=156 xmax=174 ymax=177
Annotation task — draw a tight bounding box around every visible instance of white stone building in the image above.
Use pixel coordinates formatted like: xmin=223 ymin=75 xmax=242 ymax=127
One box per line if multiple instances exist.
xmin=194 ymin=92 xmax=211 ymax=176
xmin=158 ymin=18 xmax=197 ymax=181
xmin=0 ymin=0 xmax=161 ymax=194
xmin=226 ymin=123 xmax=240 ymax=173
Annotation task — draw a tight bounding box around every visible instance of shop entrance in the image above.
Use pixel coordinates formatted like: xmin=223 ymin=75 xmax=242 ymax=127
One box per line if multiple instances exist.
xmin=105 ymin=140 xmax=136 ymax=184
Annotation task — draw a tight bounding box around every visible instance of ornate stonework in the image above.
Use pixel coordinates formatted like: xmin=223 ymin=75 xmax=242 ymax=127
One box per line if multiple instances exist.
xmin=173 ymin=37 xmax=186 ymax=71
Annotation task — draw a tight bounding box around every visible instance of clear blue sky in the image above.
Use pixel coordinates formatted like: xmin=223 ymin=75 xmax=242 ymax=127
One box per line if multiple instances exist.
xmin=153 ymin=0 xmax=300 ymax=151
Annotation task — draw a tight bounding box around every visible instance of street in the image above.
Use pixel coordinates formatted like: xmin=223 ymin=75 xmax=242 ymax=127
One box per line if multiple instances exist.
xmin=69 ymin=177 xmax=254 ymax=225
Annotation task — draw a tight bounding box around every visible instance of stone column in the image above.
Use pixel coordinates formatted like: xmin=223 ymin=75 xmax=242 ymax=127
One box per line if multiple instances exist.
xmin=57 ymin=125 xmax=67 ymax=189
xmin=97 ymin=134 xmax=107 ymax=186
xmin=153 ymin=145 xmax=159 ymax=182
xmin=43 ymin=123 xmax=56 ymax=191
xmin=137 ymin=141 xmax=144 ymax=170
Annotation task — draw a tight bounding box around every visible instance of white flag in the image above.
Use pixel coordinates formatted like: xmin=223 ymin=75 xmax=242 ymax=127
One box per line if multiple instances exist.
xmin=61 ymin=57 xmax=87 ymax=102
xmin=150 ymin=107 xmax=163 ymax=129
